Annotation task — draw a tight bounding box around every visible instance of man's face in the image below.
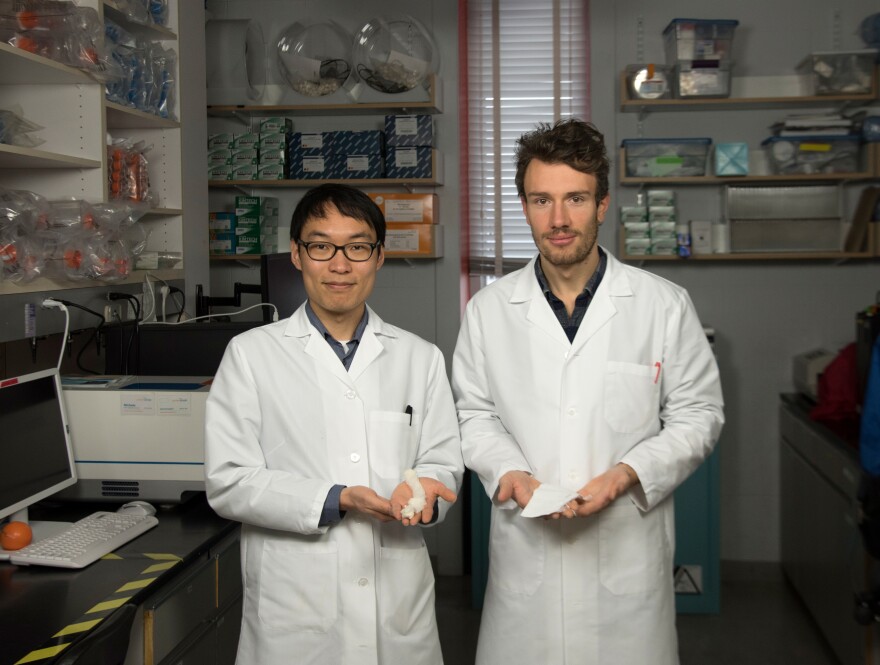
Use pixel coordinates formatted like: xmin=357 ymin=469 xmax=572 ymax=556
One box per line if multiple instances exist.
xmin=291 ymin=205 xmax=384 ymax=324
xmin=521 ymin=159 xmax=609 ymax=268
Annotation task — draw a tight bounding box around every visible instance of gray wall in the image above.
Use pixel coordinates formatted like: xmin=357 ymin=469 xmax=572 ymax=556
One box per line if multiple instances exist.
xmin=590 ymin=0 xmax=880 ymax=561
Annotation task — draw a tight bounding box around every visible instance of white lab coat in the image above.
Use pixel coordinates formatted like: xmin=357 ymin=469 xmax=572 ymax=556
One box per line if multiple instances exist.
xmin=205 ymin=304 xmax=463 ymax=665
xmin=452 ymin=251 xmax=724 ymax=665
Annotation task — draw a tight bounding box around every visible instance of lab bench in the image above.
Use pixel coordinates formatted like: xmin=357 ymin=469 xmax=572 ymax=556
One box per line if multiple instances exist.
xmin=0 ymin=493 xmax=241 ymax=665
xmin=780 ymin=394 xmax=880 ymax=664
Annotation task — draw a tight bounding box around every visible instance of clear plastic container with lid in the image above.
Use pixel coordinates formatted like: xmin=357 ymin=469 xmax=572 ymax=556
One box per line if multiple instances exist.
xmin=663 ymin=18 xmax=739 ymax=64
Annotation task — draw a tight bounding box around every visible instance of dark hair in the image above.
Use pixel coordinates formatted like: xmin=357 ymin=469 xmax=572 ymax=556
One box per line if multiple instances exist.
xmin=289 ymin=183 xmax=386 ymax=243
xmin=514 ymin=118 xmax=610 ymax=203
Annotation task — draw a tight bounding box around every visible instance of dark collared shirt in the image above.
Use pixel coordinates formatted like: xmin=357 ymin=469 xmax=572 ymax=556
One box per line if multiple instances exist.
xmin=534 ymin=247 xmax=607 ymax=343
xmin=305 ymin=301 xmax=369 ymax=370
xmin=306 ymin=301 xmax=369 ymax=525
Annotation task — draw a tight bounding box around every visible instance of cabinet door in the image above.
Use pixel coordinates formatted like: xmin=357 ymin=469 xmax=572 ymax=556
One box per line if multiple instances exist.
xmin=780 ymin=437 xmax=864 ymax=665
xmin=144 ymin=555 xmax=216 ymax=665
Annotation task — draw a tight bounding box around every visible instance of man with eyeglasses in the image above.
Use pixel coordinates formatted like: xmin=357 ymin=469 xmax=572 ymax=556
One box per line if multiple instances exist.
xmin=452 ymin=119 xmax=724 ymax=664
xmin=205 ymin=183 xmax=463 ymax=665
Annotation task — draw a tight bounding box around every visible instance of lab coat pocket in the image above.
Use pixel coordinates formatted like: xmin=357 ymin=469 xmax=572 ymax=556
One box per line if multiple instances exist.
xmin=257 ymin=540 xmax=338 ymax=632
xmin=378 ymin=543 xmax=435 ymax=636
xmin=368 ymin=410 xmax=417 ymax=480
xmin=488 ymin=510 xmax=544 ymax=596
xmin=603 ymin=361 xmax=657 ymax=433
xmin=598 ymin=502 xmax=667 ymax=595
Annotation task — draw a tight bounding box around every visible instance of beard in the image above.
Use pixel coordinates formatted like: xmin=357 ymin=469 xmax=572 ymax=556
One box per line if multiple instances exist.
xmin=536 ymin=225 xmax=598 ymax=267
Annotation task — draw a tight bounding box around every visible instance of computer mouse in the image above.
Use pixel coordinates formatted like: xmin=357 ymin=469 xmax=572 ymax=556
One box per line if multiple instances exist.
xmin=117 ymin=501 xmax=157 ymax=517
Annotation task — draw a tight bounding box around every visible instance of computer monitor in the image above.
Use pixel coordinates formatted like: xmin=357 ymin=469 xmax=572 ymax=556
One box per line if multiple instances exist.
xmin=260 ymin=251 xmax=308 ymax=322
xmin=0 ymin=368 xmax=77 ymax=523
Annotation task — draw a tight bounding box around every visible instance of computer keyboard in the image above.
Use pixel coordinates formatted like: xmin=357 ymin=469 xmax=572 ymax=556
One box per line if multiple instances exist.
xmin=9 ymin=511 xmax=158 ymax=569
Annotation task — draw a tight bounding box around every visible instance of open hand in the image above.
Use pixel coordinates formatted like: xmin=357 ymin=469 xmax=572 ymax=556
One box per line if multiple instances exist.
xmin=391 ymin=476 xmax=457 ymax=526
xmin=339 ymin=486 xmax=394 ymax=522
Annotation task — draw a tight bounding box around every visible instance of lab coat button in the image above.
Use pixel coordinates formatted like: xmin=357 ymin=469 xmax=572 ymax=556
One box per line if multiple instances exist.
xmin=350 ymin=453 xmax=361 ymax=463
xmin=358 ymin=577 xmax=369 ymax=587
xmin=345 ymin=390 xmax=356 ymax=399
xmin=567 ymin=408 xmax=576 ymax=416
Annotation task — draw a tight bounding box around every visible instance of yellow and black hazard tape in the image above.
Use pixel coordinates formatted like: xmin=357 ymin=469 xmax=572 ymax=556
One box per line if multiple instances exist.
xmin=13 ymin=553 xmax=183 ymax=665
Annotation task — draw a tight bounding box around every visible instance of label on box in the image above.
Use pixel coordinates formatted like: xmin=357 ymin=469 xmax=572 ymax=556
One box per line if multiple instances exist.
xmin=303 ymin=156 xmax=325 ymax=173
xmin=347 ymin=156 xmax=369 ymax=171
xmin=384 ymin=199 xmax=425 ymax=222
xmin=396 ymin=116 xmax=419 ymax=136
xmin=394 ymin=149 xmax=419 ymax=168
xmin=301 ymin=134 xmax=324 ymax=150
xmin=385 ymin=229 xmax=420 ymax=252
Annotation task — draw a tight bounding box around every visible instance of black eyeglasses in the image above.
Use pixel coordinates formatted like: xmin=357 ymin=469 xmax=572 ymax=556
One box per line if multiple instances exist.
xmin=297 ymin=240 xmax=381 ymax=262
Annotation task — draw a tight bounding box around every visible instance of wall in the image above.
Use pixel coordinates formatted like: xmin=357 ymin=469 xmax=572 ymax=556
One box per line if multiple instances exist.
xmin=590 ymin=0 xmax=880 ymax=561
xmin=202 ymin=0 xmax=464 ymax=574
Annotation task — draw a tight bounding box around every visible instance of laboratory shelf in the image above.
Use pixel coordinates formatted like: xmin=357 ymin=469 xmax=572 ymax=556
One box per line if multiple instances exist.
xmin=0 ymin=144 xmax=101 ymax=169
xmin=618 ymin=71 xmax=879 ymax=112
xmin=105 ymin=101 xmax=181 ymax=129
xmin=0 ymin=41 xmax=93 ymax=85
xmin=209 ymin=178 xmax=442 ymax=188
xmin=0 ymin=268 xmax=185 ymax=296
xmin=102 ymin=1 xmax=177 ymax=41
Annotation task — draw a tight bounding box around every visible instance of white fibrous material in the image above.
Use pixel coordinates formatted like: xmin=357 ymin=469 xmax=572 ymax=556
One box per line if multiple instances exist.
xmin=401 ymin=468 xmax=426 ymax=519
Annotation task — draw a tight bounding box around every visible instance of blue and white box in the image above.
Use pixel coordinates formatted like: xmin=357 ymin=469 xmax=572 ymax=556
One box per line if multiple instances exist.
xmin=385 ymin=114 xmax=434 ymax=147
xmin=289 ymin=132 xmax=337 ymax=156
xmin=333 ymin=130 xmax=385 ymax=156
xmin=385 ymin=147 xmax=434 ymax=179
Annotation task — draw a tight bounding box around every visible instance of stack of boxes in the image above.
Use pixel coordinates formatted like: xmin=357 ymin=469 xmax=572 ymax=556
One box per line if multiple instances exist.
xmin=384 ymin=114 xmax=436 ymax=180
xmin=209 ymin=196 xmax=279 ymax=256
xmin=662 ymin=18 xmax=738 ymax=99
xmin=621 ymin=190 xmax=681 ymax=256
xmin=369 ymin=192 xmax=441 ymax=257
xmin=288 ymin=130 xmax=385 ymax=180
xmin=207 ymin=118 xmax=291 ymax=181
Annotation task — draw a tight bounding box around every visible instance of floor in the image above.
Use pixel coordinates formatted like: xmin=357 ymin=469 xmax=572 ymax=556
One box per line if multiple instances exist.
xmin=435 ymin=563 xmax=842 ymax=665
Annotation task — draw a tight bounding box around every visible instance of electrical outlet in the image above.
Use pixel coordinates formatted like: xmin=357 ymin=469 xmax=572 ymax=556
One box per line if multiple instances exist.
xmin=104 ymin=304 xmax=114 ymax=321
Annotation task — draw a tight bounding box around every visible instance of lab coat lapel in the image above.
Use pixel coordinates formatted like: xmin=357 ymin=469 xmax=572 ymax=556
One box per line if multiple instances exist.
xmin=570 ymin=250 xmax=632 ymax=352
xmin=285 ymin=305 xmax=353 ymax=387
xmin=513 ymin=257 xmax=570 ymax=347
xmin=348 ymin=306 xmax=391 ymax=381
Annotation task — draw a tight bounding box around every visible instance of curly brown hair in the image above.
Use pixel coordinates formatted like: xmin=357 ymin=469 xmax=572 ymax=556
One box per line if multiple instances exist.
xmin=514 ymin=119 xmax=610 ymax=203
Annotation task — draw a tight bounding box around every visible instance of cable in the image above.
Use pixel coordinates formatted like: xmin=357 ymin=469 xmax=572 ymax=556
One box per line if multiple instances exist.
xmin=160 ymin=285 xmax=169 ymax=322
xmin=169 ymin=286 xmax=185 ymax=322
xmin=41 ymin=299 xmax=70 ymax=371
xmin=108 ymin=292 xmax=142 ymax=375
xmin=146 ymin=302 xmax=279 ymax=325
xmin=53 ymin=299 xmax=106 ymax=375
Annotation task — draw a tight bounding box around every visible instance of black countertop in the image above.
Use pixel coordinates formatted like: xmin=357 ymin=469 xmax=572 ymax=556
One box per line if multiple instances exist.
xmin=0 ymin=492 xmax=235 ymax=665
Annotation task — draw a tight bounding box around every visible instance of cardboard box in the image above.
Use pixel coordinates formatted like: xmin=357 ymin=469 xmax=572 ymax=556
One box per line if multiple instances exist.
xmin=257 ymin=117 xmax=292 ymax=133
xmin=690 ymin=220 xmax=714 ymax=255
xmin=232 ymin=133 xmax=259 ymax=149
xmin=290 ymin=155 xmax=334 ymax=179
xmin=288 ymin=132 xmax=337 ymax=156
xmin=207 ymin=133 xmax=234 ymax=149
xmin=385 ymin=114 xmax=434 ymax=147
xmin=334 ymin=130 xmax=384 ymax=155
xmin=257 ymin=163 xmax=287 ymax=180
xmin=385 ymin=147 xmax=436 ymax=179
xmin=384 ymin=223 xmax=443 ymax=257
xmin=208 ymin=212 xmax=236 ymax=231
xmin=258 ymin=132 xmax=288 ymax=151
xmin=369 ymin=193 xmax=437 ymax=224
xmin=207 ymin=149 xmax=232 ymax=167
xmin=336 ymin=154 xmax=384 ymax=179
xmin=207 ymin=165 xmax=234 ymax=180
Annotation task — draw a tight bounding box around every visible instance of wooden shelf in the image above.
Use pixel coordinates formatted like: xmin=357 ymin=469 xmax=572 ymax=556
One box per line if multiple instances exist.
xmin=142 ymin=207 xmax=183 ymax=217
xmin=207 ymin=77 xmax=443 ymax=116
xmin=105 ymin=101 xmax=180 ymax=129
xmin=617 ymin=147 xmax=878 ymax=186
xmin=619 ymin=71 xmax=879 ymax=112
xmin=620 ymin=250 xmax=873 ymax=262
xmin=209 ymin=178 xmax=442 ymax=188
xmin=0 ymin=144 xmax=101 ymax=169
xmin=0 ymin=42 xmax=93 ymax=85
xmin=0 ymin=268 xmax=184 ymax=295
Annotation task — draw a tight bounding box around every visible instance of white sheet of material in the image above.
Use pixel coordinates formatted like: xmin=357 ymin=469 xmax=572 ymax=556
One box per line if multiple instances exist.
xmin=520 ymin=484 xmax=582 ymax=518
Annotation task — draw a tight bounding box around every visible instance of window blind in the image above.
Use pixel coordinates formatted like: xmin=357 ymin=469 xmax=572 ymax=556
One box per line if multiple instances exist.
xmin=465 ymin=0 xmax=589 ymax=277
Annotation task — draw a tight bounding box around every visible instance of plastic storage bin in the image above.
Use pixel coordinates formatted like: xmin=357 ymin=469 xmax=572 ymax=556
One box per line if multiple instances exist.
xmin=797 ymin=50 xmax=878 ymax=95
xmin=674 ymin=61 xmax=731 ymax=97
xmin=761 ymin=136 xmax=861 ymax=175
xmin=663 ymin=19 xmax=739 ymax=64
xmin=622 ymin=138 xmax=711 ymax=177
